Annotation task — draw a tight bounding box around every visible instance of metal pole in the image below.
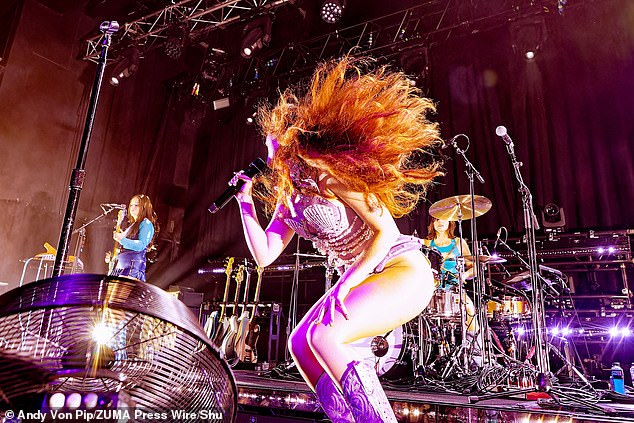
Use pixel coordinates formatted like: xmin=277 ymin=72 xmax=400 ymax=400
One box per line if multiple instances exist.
xmin=53 ymin=21 xmax=119 ymax=277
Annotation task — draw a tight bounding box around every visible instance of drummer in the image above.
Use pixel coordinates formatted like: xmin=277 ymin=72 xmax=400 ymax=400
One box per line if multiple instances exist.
xmin=423 ymin=217 xmax=480 ymax=358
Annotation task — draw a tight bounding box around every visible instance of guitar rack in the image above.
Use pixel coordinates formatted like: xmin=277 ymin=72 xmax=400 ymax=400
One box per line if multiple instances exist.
xmin=200 ymin=301 xmax=283 ymax=366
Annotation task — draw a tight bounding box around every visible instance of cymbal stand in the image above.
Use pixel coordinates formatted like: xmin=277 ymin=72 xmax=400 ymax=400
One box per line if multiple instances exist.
xmin=449 ymin=135 xmax=491 ymax=367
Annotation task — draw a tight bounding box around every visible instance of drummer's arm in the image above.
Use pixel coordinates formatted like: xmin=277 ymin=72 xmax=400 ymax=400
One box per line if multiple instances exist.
xmin=460 ymin=238 xmax=474 ymax=281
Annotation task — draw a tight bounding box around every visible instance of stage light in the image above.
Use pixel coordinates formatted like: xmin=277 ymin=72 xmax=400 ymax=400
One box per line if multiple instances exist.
xmin=609 ymin=327 xmax=619 ymax=337
xmin=621 ymin=327 xmax=631 ymax=336
xmin=164 ymin=25 xmax=188 ymax=60
xmin=240 ymin=16 xmax=272 ymax=59
xmin=109 ymin=46 xmax=140 ymax=87
xmin=320 ymin=0 xmax=346 ymax=24
xmin=84 ymin=393 xmax=99 ymax=409
xmin=550 ymin=327 xmax=560 ymax=336
xmin=541 ymin=202 xmax=566 ymax=231
xmin=66 ymin=392 xmax=82 ymax=409
xmin=511 ymin=17 xmax=547 ymax=61
xmin=49 ymin=392 xmax=66 ymax=409
xmin=561 ymin=327 xmax=571 ymax=336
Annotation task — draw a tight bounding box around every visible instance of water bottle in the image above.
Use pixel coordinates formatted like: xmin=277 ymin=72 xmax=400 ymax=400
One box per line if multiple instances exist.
xmin=609 ymin=362 xmax=625 ymax=394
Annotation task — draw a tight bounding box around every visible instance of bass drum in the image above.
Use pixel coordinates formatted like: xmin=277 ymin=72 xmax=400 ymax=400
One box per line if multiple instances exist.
xmin=349 ymin=318 xmax=433 ymax=380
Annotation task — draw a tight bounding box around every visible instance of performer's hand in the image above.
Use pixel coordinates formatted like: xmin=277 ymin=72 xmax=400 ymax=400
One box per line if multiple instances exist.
xmin=230 ymin=170 xmax=254 ymax=202
xmin=316 ymin=280 xmax=351 ymax=327
xmin=113 ymin=232 xmax=124 ymax=242
xmin=105 ymin=251 xmax=112 ymax=264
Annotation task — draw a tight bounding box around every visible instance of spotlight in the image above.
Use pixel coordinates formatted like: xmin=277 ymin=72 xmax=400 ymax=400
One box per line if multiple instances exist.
xmin=320 ymin=0 xmax=346 ymax=24
xmin=541 ymin=202 xmax=566 ymax=231
xmin=609 ymin=327 xmax=619 ymax=337
xmin=246 ymin=111 xmax=257 ymax=125
xmin=240 ymin=16 xmax=272 ymax=59
xmin=108 ymin=46 xmax=140 ymax=87
xmin=511 ymin=17 xmax=547 ymax=61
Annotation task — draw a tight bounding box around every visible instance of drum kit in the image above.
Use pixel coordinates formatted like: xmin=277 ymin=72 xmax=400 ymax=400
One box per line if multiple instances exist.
xmin=353 ymin=194 xmax=537 ymax=383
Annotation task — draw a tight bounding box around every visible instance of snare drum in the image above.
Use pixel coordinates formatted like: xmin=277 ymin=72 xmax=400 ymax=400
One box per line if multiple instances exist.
xmin=425 ymin=287 xmax=461 ymax=319
xmin=421 ymin=245 xmax=443 ymax=287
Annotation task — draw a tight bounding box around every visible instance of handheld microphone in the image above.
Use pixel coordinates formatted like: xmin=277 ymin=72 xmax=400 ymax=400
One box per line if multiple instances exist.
xmin=495 ymin=126 xmax=513 ymax=145
xmin=208 ymin=158 xmax=267 ymax=214
xmin=493 ymin=227 xmax=503 ymax=251
xmin=101 ymin=203 xmax=126 ymax=209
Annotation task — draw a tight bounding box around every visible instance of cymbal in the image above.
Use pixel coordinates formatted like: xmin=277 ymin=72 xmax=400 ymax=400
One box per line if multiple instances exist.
xmin=464 ymin=254 xmax=507 ymax=264
xmin=428 ymin=195 xmax=492 ymax=221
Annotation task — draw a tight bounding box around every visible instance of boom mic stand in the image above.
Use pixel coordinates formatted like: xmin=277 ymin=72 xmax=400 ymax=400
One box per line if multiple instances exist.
xmin=469 ymin=127 xmax=608 ymax=415
xmin=53 ymin=21 xmax=119 ymax=277
xmin=69 ymin=205 xmax=120 ymax=274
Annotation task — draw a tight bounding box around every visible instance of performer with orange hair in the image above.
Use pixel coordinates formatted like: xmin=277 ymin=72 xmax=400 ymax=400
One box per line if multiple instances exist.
xmin=231 ymin=56 xmax=442 ymax=422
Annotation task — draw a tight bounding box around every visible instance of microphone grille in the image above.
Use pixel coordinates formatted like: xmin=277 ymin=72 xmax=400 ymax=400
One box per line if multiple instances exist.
xmin=495 ymin=126 xmax=507 ymax=137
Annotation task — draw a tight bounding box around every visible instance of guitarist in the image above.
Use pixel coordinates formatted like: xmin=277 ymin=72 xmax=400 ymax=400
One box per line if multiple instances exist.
xmin=109 ymin=194 xmax=158 ymax=282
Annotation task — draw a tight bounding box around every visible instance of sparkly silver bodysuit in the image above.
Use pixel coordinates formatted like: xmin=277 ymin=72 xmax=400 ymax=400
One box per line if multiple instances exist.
xmin=280 ymin=191 xmax=424 ymax=273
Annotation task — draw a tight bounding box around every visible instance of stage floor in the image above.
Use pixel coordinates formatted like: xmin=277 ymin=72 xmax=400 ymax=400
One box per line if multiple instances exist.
xmin=233 ymin=369 xmax=634 ymax=422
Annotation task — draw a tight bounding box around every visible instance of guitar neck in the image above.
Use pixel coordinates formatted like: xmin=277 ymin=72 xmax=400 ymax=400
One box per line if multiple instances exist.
xmin=218 ymin=257 xmax=235 ymax=321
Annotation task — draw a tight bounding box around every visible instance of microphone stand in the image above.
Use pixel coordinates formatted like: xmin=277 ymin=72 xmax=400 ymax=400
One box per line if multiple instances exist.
xmin=503 ymin=138 xmax=550 ymax=380
xmin=53 ymin=21 xmax=119 ymax=277
xmin=469 ymin=132 xmax=609 ymax=416
xmin=69 ymin=206 xmax=119 ymax=274
xmin=451 ymin=136 xmax=491 ymax=368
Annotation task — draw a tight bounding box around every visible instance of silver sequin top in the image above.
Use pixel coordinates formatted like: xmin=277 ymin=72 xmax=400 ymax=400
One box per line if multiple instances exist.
xmin=280 ymin=192 xmax=374 ymax=270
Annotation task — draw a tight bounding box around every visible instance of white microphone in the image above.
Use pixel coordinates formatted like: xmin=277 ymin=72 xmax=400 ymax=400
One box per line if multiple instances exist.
xmin=495 ymin=126 xmax=513 ymax=145
xmin=101 ymin=203 xmax=126 ymax=209
xmin=493 ymin=227 xmax=503 ymax=251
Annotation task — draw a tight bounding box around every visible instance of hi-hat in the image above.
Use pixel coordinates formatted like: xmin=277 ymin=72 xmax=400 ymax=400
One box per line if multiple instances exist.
xmin=428 ymin=195 xmax=492 ymax=221
xmin=463 ymin=254 xmax=507 ymax=264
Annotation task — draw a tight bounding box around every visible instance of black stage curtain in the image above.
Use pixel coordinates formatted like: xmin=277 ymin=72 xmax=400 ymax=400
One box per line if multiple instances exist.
xmin=428 ymin=1 xmax=634 ymax=236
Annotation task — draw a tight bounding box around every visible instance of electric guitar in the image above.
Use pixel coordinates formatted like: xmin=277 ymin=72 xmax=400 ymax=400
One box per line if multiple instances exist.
xmin=237 ymin=265 xmax=263 ymax=364
xmin=107 ymin=209 xmax=126 ymax=274
xmin=205 ymin=257 xmax=234 ymax=342
xmin=234 ymin=264 xmax=254 ymax=363
xmin=220 ymin=264 xmax=244 ymax=365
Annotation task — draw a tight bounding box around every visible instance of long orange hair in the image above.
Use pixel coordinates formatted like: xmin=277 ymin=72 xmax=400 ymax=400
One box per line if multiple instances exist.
xmin=258 ymin=56 xmax=443 ymax=217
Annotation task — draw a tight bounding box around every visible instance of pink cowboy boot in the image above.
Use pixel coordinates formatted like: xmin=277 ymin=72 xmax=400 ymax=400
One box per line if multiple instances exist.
xmin=340 ymin=361 xmax=397 ymax=423
xmin=315 ymin=372 xmax=356 ymax=422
